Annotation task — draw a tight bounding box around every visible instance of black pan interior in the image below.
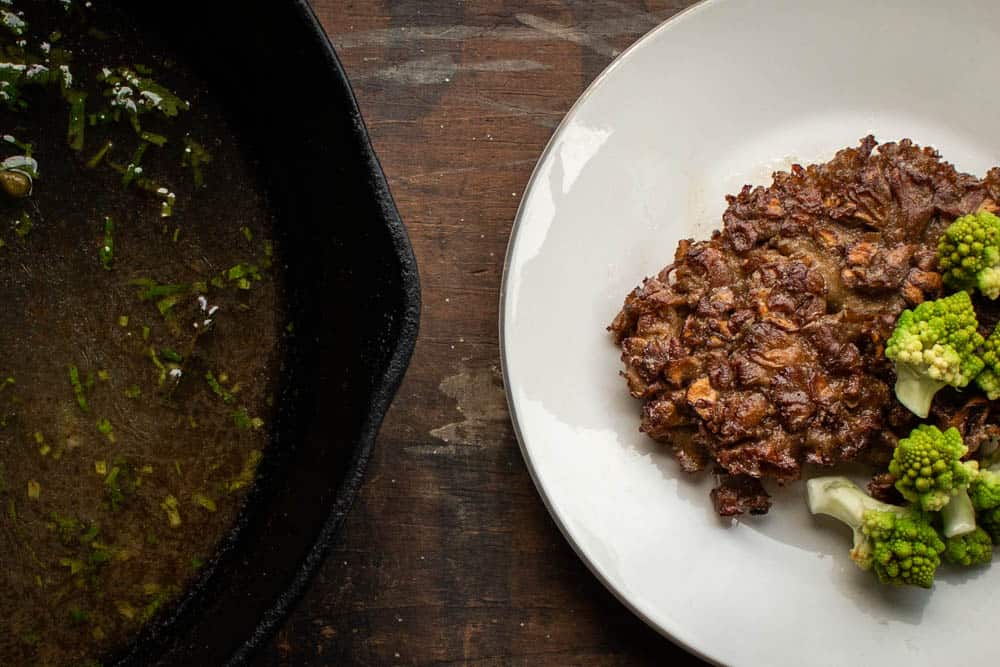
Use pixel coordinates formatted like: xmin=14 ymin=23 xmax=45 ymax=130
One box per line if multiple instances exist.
xmin=101 ymin=2 xmax=420 ymax=664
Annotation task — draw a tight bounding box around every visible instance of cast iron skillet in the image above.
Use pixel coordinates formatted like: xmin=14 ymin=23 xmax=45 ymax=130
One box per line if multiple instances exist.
xmin=104 ymin=2 xmax=420 ymax=664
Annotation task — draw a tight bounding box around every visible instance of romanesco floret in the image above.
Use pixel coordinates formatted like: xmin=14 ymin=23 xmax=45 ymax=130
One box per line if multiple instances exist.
xmin=884 ymin=291 xmax=984 ymax=418
xmin=938 ymin=210 xmax=1000 ymax=298
xmin=888 ymin=424 xmax=974 ymax=512
xmin=943 ymin=527 xmax=993 ymax=567
xmin=969 ymin=466 xmax=1000 ymax=512
xmin=977 ymin=324 xmax=1000 ymax=399
xmin=807 ymin=477 xmax=945 ymax=588
xmin=978 ymin=506 xmax=1000 ymax=544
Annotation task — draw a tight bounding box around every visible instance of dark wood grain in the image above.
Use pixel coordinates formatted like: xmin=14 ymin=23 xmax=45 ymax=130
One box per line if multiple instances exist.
xmin=256 ymin=2 xmax=703 ymax=665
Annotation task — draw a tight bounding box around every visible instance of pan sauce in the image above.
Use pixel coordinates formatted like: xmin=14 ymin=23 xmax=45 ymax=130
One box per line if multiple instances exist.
xmin=0 ymin=3 xmax=284 ymax=664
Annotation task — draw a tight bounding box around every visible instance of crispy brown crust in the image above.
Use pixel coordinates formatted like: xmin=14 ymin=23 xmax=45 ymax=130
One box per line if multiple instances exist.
xmin=711 ymin=473 xmax=772 ymax=516
xmin=610 ymin=137 xmax=1000 ymax=514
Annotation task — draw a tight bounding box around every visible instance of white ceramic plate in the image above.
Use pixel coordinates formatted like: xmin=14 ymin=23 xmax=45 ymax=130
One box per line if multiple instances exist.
xmin=500 ymin=1 xmax=1000 ymax=665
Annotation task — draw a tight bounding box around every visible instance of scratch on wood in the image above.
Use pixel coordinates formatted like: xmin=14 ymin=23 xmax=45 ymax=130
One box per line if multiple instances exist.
xmin=569 ymin=0 xmax=671 ymax=23
xmin=514 ymin=13 xmax=618 ymax=57
xmin=395 ymin=159 xmax=538 ymax=184
xmin=332 ymin=11 xmax=676 ymax=51
xmin=335 ymin=24 xmax=538 ymax=49
xmin=366 ymin=54 xmax=549 ymax=86
xmin=455 ymin=93 xmax=564 ymax=127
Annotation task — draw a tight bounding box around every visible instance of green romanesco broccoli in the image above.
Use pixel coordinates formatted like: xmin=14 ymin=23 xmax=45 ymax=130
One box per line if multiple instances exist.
xmin=884 ymin=291 xmax=984 ymax=418
xmin=938 ymin=210 xmax=1000 ymax=298
xmin=888 ymin=424 xmax=975 ymax=513
xmin=977 ymin=324 xmax=1000 ymax=399
xmin=978 ymin=506 xmax=1000 ymax=544
xmin=807 ymin=476 xmax=945 ymax=588
xmin=943 ymin=527 xmax=993 ymax=567
xmin=968 ymin=464 xmax=1000 ymax=513
xmin=967 ymin=463 xmax=1000 ymax=545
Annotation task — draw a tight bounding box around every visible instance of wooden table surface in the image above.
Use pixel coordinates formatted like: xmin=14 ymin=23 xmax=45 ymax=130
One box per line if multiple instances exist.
xmin=257 ymin=2 xmax=704 ymax=664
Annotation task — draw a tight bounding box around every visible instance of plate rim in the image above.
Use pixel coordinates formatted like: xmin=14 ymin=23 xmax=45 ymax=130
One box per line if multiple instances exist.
xmin=498 ymin=1 xmax=720 ymax=664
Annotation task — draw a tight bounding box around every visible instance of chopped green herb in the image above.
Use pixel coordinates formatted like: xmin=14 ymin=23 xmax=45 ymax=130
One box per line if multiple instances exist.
xmin=182 ymin=135 xmax=211 ymax=188
xmin=156 ymin=294 xmax=180 ymax=316
xmin=96 ymin=417 xmax=114 ymax=443
xmin=13 ymin=211 xmax=32 ymax=238
xmin=107 ymin=158 xmax=176 ymax=216
xmin=105 ymin=462 xmax=136 ymax=511
xmin=115 ymin=600 xmax=136 ymax=620
xmin=88 ymin=547 xmax=111 ymax=567
xmin=224 ymin=262 xmax=262 ymax=290
xmin=232 ymin=407 xmax=263 ymax=429
xmin=80 ymin=523 xmax=100 ymax=544
xmin=226 ymin=450 xmax=262 ymax=493
xmin=132 ymin=278 xmax=189 ymax=301
xmin=99 ymin=216 xmax=114 ymax=270
xmin=140 ymin=589 xmax=171 ymax=622
xmin=121 ymin=142 xmax=148 ymax=186
xmin=86 ymin=139 xmax=113 ymax=168
xmin=69 ymin=364 xmax=90 ymax=413
xmin=124 ymin=385 xmax=141 ymax=399
xmin=35 ymin=431 xmax=49 ymax=456
xmin=160 ymin=189 xmax=176 ymax=218
xmin=50 ymin=512 xmax=81 ymax=545
xmin=68 ymin=607 xmax=90 ymax=624
xmin=60 ymin=557 xmax=84 ymax=576
xmin=118 ymin=315 xmax=129 ymax=327
xmin=65 ymin=89 xmax=87 ymax=151
xmin=160 ymin=494 xmax=181 ymax=527
xmin=205 ymin=371 xmax=233 ymax=404
xmin=101 ymin=66 xmax=190 ymax=119
xmin=140 ymin=130 xmax=167 ymax=146
xmin=192 ymin=492 xmax=216 ymax=512
xmin=159 ymin=349 xmax=182 ymax=364
xmin=149 ymin=347 xmax=166 ymax=385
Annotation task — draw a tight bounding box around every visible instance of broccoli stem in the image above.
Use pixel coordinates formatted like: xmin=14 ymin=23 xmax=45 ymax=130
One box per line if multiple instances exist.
xmin=807 ymin=477 xmax=907 ymax=527
xmin=893 ymin=365 xmax=946 ymax=419
xmin=807 ymin=476 xmax=908 ymax=565
xmin=942 ymin=488 xmax=976 ymax=538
